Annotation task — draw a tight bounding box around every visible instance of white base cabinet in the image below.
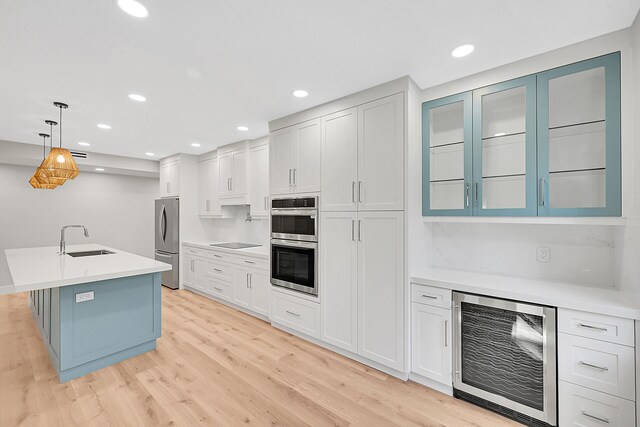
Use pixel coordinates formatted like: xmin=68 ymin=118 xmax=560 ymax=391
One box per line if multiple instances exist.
xmin=559 ymin=381 xmax=636 ymax=427
xmin=320 ymin=210 xmax=404 ymax=372
xmin=411 ymin=302 xmax=452 ymax=386
xmin=271 ymin=288 xmax=321 ymax=339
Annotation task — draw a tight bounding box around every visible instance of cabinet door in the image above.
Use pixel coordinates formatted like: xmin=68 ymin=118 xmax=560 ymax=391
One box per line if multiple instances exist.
xmin=159 ymin=163 xmax=170 ymax=197
xmin=249 ymin=144 xmax=270 ymax=216
xmin=411 ymin=303 xmax=452 ymax=386
xmin=183 ymin=254 xmax=196 ymax=286
xmin=194 ymin=258 xmax=206 ymax=291
xmin=167 ymin=161 xmax=180 ymax=197
xmin=231 ymin=149 xmax=247 ymax=194
xmin=358 ymin=93 xmax=404 ymax=211
xmin=198 ymin=159 xmax=212 ymax=215
xmin=218 ymin=153 xmax=233 ymax=196
xmin=249 ymin=270 xmax=270 ymax=317
xmin=233 ymin=267 xmax=252 ymax=309
xmin=294 ymin=118 xmax=321 ymax=193
xmin=322 ymin=108 xmax=358 ymax=211
xmin=473 ymin=75 xmax=537 ymax=216
xmin=270 ymin=127 xmax=295 ymax=195
xmin=321 ymin=211 xmax=358 ymax=353
xmin=357 ymin=211 xmax=404 ymax=371
xmin=537 ymin=52 xmax=621 ymax=216
xmin=423 ymin=92 xmax=473 ymax=216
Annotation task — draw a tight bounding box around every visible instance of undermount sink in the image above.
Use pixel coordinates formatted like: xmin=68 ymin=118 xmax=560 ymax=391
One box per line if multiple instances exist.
xmin=66 ymin=249 xmax=115 ymax=257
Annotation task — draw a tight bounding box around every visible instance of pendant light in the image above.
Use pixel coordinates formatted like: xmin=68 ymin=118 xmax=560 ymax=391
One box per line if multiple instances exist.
xmin=35 ymin=120 xmax=67 ymax=186
xmin=29 ymin=133 xmax=57 ymax=189
xmin=41 ymin=102 xmax=80 ymax=180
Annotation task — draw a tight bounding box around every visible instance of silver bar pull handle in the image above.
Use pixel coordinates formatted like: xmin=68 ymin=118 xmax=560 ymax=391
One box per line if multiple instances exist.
xmin=358 ymin=181 xmax=363 ymax=203
xmin=581 ymin=411 xmax=610 ymax=424
xmin=444 ymin=320 xmax=448 ymax=347
xmin=264 ymin=196 xmax=268 ymax=211
xmin=358 ymin=220 xmax=362 ymax=241
xmin=245 ymin=260 xmax=255 ymax=264
xmin=421 ymin=294 xmax=438 ymax=299
xmin=474 ymin=182 xmax=479 ymax=208
xmin=248 ymin=274 xmax=252 ymax=289
xmin=539 ymin=177 xmax=546 ymax=206
xmin=293 ymin=169 xmax=296 ymax=186
xmin=288 ymin=169 xmax=292 ymax=187
xmin=465 ymin=183 xmax=470 ymax=208
xmin=285 ymin=310 xmax=300 ymax=317
xmin=351 ymin=220 xmax=355 ymax=241
xmin=580 ymin=361 xmax=609 ymax=371
xmin=352 ymin=182 xmax=356 ymax=203
xmin=213 ymin=287 xmax=223 ymax=291
xmin=579 ymin=323 xmax=608 ymax=331
xmin=213 ymin=268 xmax=222 ymax=272
xmin=213 ymin=254 xmax=222 ymax=258
xmin=230 ymin=177 xmax=233 ymax=191
xmin=246 ymin=272 xmax=249 ymax=288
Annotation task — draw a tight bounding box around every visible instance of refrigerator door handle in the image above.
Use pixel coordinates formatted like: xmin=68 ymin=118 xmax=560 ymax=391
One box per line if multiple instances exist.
xmin=158 ymin=205 xmax=166 ymax=244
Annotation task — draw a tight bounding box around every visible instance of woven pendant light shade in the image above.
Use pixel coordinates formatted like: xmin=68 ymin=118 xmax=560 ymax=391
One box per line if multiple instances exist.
xmin=29 ymin=174 xmax=57 ymax=189
xmin=41 ymin=147 xmax=80 ymax=180
xmin=35 ymin=164 xmax=67 ymax=185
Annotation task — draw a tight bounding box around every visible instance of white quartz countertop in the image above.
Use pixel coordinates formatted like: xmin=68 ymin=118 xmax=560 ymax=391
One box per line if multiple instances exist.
xmin=183 ymin=241 xmax=269 ymax=258
xmin=411 ymin=268 xmax=640 ymax=320
xmin=3 ymin=244 xmax=171 ymax=295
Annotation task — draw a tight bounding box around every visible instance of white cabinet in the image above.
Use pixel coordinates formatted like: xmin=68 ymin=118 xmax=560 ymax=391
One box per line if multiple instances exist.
xmin=248 ymin=140 xmax=270 ymax=216
xmin=411 ymin=302 xmax=452 ymax=386
xmin=321 ymin=212 xmax=358 ymax=353
xmin=198 ymin=156 xmax=221 ymax=216
xmin=270 ymin=118 xmax=321 ymax=195
xmin=183 ymin=254 xmax=205 ymax=291
xmin=320 ymin=210 xmax=404 ymax=371
xmin=249 ymin=270 xmax=270 ymax=317
xmin=159 ymin=159 xmax=180 ymax=197
xmin=321 ymin=94 xmax=404 ymax=211
xmin=219 ymin=145 xmax=247 ymax=200
xmin=234 ymin=267 xmax=253 ymax=310
xmin=271 ymin=289 xmax=321 ymax=339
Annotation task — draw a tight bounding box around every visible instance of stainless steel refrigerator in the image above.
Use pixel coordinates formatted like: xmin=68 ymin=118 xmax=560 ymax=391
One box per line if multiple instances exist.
xmin=155 ymin=198 xmax=179 ymax=289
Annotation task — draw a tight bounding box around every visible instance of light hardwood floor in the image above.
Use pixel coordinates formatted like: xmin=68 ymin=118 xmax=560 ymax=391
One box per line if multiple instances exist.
xmin=0 ymin=288 xmax=520 ymax=427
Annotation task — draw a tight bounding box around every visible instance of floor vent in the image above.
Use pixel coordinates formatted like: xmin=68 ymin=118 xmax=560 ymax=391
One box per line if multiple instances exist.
xmin=454 ymin=389 xmax=552 ymax=427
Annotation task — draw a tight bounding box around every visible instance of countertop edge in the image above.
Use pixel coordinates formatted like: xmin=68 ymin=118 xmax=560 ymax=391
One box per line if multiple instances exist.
xmin=182 ymin=241 xmax=269 ymax=259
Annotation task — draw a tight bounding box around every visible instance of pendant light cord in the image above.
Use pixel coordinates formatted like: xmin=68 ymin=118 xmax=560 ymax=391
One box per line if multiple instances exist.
xmin=59 ymin=106 xmax=62 ymax=148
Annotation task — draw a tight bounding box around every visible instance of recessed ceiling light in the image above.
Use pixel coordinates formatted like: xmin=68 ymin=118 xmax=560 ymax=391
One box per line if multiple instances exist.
xmin=78 ymin=142 xmax=90 ymax=146
xmin=97 ymin=123 xmax=111 ymax=130
xmin=128 ymin=93 xmax=146 ymax=102
xmin=452 ymin=44 xmax=474 ymax=58
xmin=237 ymin=126 xmax=249 ymax=131
xmin=95 ymin=168 xmax=105 ymax=172
xmin=117 ymin=0 xmax=148 ymax=18
xmin=145 ymin=152 xmax=155 ymax=156
xmin=292 ymin=89 xmax=308 ymax=98
xmin=191 ymin=143 xmax=201 ymax=147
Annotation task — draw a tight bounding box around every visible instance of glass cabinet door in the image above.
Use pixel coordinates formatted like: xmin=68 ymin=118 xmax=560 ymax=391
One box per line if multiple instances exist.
xmin=472 ymin=76 xmax=538 ymax=216
xmin=536 ymin=52 xmax=621 ymax=216
xmin=422 ymin=92 xmax=473 ymax=216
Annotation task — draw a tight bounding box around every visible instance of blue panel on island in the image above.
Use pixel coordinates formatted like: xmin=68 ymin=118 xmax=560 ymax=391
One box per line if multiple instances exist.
xmin=30 ymin=272 xmax=162 ymax=383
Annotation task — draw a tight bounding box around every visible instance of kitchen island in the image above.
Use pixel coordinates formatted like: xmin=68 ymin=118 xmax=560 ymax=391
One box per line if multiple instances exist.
xmin=4 ymin=244 xmax=171 ymax=382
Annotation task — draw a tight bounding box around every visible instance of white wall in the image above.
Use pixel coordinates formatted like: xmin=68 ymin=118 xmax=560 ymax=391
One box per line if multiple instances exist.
xmin=0 ymin=163 xmax=158 ymax=285
xmin=411 ymin=27 xmax=636 ymax=289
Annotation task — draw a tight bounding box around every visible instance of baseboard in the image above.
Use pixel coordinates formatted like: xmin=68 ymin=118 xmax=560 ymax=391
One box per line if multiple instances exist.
xmin=408 ymin=372 xmax=453 ymax=396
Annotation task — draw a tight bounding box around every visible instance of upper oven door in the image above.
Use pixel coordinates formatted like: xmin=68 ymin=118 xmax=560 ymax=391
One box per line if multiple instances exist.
xmin=271 ymin=209 xmax=318 ymax=241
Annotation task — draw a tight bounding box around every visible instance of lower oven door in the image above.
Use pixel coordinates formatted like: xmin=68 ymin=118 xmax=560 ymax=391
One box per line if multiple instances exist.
xmin=270 ymin=239 xmax=317 ymax=296
xmin=453 ymin=292 xmax=557 ymax=426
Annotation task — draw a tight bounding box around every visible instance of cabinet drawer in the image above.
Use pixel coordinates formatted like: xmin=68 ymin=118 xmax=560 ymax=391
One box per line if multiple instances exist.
xmin=558 ymin=308 xmax=634 ymax=346
xmin=237 ymin=256 xmax=268 ymax=271
xmin=411 ymin=283 xmax=452 ymax=309
xmin=183 ymin=246 xmax=211 ymax=259
xmin=206 ymin=260 xmax=234 ymax=283
xmin=271 ymin=291 xmax=320 ymax=339
xmin=559 ymin=381 xmax=635 ymax=427
xmin=558 ymin=333 xmax=635 ymax=400
xmin=208 ymin=250 xmax=240 ymax=264
xmin=206 ymin=278 xmax=233 ymax=302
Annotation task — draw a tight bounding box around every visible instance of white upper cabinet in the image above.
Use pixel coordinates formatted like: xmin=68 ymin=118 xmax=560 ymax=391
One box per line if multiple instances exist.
xmin=357 ymin=93 xmax=404 ymax=211
xmin=248 ymin=140 xmax=270 ymax=216
xmin=322 ymin=108 xmax=358 ymax=211
xmin=321 ymin=94 xmax=404 ymax=212
xmin=198 ymin=156 xmax=221 ymax=216
xmin=159 ymin=158 xmax=180 ymax=197
xmin=270 ymin=118 xmax=321 ymax=195
xmin=219 ymin=147 xmax=247 ymax=198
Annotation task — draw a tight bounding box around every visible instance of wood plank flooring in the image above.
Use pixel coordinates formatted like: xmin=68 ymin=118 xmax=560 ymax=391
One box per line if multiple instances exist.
xmin=0 ymin=288 xmax=520 ymax=426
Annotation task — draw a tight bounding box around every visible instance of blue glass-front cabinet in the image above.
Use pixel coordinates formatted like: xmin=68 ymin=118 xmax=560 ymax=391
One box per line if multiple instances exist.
xmin=422 ymin=52 xmax=621 ymax=217
xmin=536 ymin=52 xmax=621 ymax=216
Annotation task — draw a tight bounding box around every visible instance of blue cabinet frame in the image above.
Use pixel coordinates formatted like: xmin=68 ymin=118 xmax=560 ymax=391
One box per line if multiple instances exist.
xmin=472 ymin=75 xmax=538 ymax=216
xmin=536 ymin=52 xmax=621 ymax=217
xmin=422 ymin=92 xmax=473 ymax=216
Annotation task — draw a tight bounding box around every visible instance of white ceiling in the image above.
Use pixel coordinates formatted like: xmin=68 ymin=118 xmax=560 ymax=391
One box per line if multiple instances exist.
xmin=1 ymin=0 xmax=638 ymax=159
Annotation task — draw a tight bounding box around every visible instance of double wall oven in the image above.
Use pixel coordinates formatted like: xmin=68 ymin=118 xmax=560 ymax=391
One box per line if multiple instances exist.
xmin=270 ymin=196 xmax=318 ymax=296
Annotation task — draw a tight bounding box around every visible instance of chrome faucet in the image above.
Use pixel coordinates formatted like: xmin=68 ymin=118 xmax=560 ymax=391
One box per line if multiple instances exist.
xmin=60 ymin=225 xmax=89 ymax=255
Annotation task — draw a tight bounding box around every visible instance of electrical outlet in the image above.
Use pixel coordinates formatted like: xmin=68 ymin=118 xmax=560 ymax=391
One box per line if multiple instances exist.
xmin=75 ymin=291 xmax=95 ymax=303
xmin=536 ymin=247 xmax=550 ymax=263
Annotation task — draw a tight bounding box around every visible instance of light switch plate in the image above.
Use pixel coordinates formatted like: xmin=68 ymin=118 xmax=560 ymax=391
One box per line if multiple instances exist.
xmin=536 ymin=247 xmax=550 ymax=263
xmin=75 ymin=291 xmax=95 ymax=303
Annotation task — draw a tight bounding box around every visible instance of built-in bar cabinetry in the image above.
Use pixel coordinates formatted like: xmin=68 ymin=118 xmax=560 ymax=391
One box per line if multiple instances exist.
xmin=423 ymin=52 xmax=621 ymax=217
xmin=183 ymin=244 xmax=270 ymax=318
